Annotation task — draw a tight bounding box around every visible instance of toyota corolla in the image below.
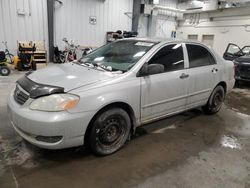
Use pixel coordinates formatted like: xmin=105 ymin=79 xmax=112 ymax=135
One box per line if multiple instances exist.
xmin=7 ymin=38 xmax=235 ymax=155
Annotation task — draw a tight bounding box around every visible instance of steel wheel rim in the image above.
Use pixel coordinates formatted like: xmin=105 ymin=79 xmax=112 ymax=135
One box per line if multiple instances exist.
xmin=96 ymin=116 xmax=126 ymax=147
xmin=212 ymin=90 xmax=223 ymax=110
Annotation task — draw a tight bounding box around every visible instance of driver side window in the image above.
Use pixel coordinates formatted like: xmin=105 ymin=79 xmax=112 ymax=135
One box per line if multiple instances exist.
xmin=148 ymin=44 xmax=184 ymax=73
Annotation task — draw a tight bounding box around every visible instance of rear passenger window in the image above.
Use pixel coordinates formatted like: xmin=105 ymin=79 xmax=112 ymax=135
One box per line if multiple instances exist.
xmin=148 ymin=44 xmax=184 ymax=72
xmin=186 ymin=44 xmax=216 ymax=68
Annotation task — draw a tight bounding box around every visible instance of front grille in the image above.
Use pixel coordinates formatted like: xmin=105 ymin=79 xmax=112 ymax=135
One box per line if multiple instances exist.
xmin=14 ymin=85 xmax=29 ymax=105
xmin=239 ymin=64 xmax=250 ymax=78
xmin=35 ymin=135 xmax=63 ymax=143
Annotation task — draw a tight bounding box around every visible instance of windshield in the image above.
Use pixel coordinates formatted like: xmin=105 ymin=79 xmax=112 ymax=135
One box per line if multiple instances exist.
xmin=242 ymin=46 xmax=250 ymax=55
xmin=79 ymin=40 xmax=158 ymax=72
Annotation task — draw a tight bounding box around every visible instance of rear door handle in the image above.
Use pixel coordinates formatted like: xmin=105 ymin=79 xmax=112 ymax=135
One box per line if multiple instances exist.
xmin=211 ymin=68 xmax=218 ymax=73
xmin=179 ymin=73 xmax=189 ymax=79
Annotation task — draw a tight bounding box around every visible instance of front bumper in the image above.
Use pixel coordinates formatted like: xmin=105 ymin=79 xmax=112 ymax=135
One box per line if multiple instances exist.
xmin=235 ymin=76 xmax=250 ymax=82
xmin=7 ymin=90 xmax=94 ymax=149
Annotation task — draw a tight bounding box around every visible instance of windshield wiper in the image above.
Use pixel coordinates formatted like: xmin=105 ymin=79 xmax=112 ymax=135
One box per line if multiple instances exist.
xmin=92 ymin=62 xmax=112 ymax=72
xmin=78 ymin=61 xmax=111 ymax=72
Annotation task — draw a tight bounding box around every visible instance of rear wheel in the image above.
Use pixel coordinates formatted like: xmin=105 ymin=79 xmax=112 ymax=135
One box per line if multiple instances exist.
xmin=88 ymin=108 xmax=131 ymax=155
xmin=202 ymin=85 xmax=225 ymax=114
xmin=0 ymin=66 xmax=11 ymax=76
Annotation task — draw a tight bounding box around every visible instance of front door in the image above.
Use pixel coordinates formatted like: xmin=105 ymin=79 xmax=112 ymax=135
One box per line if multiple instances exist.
xmin=223 ymin=43 xmax=244 ymax=61
xmin=140 ymin=43 xmax=189 ymax=123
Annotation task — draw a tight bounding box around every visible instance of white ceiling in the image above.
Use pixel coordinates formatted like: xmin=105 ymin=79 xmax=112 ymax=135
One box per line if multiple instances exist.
xmin=178 ymin=0 xmax=250 ymax=2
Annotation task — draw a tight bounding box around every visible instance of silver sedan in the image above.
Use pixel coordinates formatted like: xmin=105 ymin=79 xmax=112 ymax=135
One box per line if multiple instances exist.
xmin=7 ymin=38 xmax=235 ymax=155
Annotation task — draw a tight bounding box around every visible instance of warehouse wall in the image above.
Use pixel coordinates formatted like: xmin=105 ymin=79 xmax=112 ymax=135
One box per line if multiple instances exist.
xmin=54 ymin=0 xmax=133 ymax=48
xmin=0 ymin=0 xmax=48 ymax=54
xmin=177 ymin=7 xmax=250 ymax=57
xmin=156 ymin=0 xmax=177 ymax=38
xmin=138 ymin=0 xmax=177 ymax=38
xmin=138 ymin=15 xmax=149 ymax=37
xmin=156 ymin=16 xmax=176 ymax=38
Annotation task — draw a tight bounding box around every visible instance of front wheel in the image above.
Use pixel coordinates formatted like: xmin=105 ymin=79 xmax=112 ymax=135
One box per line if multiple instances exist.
xmin=202 ymin=85 xmax=225 ymax=114
xmin=0 ymin=66 xmax=11 ymax=76
xmin=88 ymin=108 xmax=131 ymax=155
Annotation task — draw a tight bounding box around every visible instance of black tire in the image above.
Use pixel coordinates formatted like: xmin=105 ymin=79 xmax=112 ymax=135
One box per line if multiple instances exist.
xmin=16 ymin=61 xmax=23 ymax=71
xmin=60 ymin=54 xmax=65 ymax=63
xmin=202 ymin=85 xmax=225 ymax=115
xmin=234 ymin=80 xmax=240 ymax=88
xmin=88 ymin=108 xmax=131 ymax=155
xmin=0 ymin=66 xmax=10 ymax=76
xmin=31 ymin=61 xmax=37 ymax=71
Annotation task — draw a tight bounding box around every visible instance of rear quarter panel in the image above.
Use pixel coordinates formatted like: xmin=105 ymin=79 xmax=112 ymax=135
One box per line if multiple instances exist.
xmin=214 ymin=52 xmax=235 ymax=93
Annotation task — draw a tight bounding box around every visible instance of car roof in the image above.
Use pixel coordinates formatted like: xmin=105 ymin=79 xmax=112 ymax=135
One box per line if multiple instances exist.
xmin=120 ymin=37 xmax=206 ymax=46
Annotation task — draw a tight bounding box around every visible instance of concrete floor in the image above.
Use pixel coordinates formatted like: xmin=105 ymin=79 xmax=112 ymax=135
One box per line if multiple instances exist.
xmin=0 ymin=70 xmax=250 ymax=188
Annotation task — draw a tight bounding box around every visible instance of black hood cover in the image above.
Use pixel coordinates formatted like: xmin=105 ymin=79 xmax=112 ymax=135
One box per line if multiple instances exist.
xmin=17 ymin=75 xmax=64 ymax=99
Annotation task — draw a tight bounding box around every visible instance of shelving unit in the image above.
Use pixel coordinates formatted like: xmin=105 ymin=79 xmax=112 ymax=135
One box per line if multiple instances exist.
xmin=17 ymin=40 xmax=47 ymax=65
xmin=32 ymin=41 xmax=47 ymax=64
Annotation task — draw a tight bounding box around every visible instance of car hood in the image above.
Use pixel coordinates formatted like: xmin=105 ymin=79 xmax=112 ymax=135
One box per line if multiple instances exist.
xmin=235 ymin=55 xmax=250 ymax=63
xmin=28 ymin=63 xmax=116 ymax=92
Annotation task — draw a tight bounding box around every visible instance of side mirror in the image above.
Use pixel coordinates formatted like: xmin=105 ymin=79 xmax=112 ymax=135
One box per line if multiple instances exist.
xmin=138 ymin=64 xmax=164 ymax=77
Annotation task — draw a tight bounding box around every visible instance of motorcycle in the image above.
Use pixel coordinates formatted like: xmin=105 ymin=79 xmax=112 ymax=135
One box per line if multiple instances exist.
xmin=54 ymin=38 xmax=93 ymax=63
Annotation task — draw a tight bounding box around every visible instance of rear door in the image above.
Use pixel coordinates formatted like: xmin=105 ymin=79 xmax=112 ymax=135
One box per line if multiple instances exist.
xmin=184 ymin=43 xmax=219 ymax=109
xmin=223 ymin=43 xmax=243 ymax=61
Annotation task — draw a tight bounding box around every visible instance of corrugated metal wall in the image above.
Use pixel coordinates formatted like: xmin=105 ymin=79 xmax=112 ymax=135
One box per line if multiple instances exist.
xmin=156 ymin=0 xmax=177 ymax=38
xmin=158 ymin=0 xmax=177 ymax=16
xmin=138 ymin=0 xmax=177 ymax=38
xmin=156 ymin=16 xmax=176 ymax=38
xmin=0 ymin=0 xmax=48 ymax=54
xmin=138 ymin=15 xmax=149 ymax=37
xmin=54 ymin=0 xmax=133 ymax=48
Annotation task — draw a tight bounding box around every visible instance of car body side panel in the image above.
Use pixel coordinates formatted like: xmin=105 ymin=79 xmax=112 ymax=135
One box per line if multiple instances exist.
xmin=184 ymin=66 xmax=215 ymax=108
xmin=140 ymin=70 xmax=188 ymax=123
xmin=184 ymin=44 xmax=234 ymax=109
xmin=69 ymin=75 xmax=141 ymax=125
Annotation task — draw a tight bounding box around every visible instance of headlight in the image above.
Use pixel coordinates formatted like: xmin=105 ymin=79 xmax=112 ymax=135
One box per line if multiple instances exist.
xmin=30 ymin=94 xmax=79 ymax=112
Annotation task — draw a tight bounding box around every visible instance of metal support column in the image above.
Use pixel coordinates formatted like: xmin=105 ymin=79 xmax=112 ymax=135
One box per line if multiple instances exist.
xmin=148 ymin=9 xmax=158 ymax=37
xmin=132 ymin=0 xmax=141 ymax=32
xmin=47 ymin=0 xmax=54 ymax=62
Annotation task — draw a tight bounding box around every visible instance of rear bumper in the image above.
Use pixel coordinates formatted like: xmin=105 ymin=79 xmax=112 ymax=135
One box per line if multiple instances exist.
xmin=227 ymin=79 xmax=235 ymax=93
xmin=7 ymin=90 xmax=94 ymax=149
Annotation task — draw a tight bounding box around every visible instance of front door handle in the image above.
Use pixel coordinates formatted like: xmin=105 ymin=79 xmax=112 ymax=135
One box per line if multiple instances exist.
xmin=179 ymin=73 xmax=189 ymax=79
